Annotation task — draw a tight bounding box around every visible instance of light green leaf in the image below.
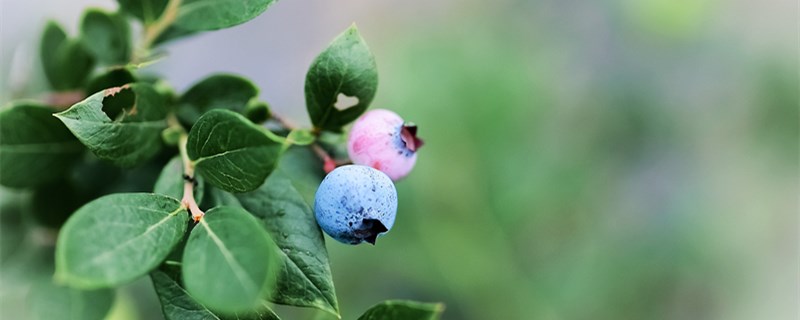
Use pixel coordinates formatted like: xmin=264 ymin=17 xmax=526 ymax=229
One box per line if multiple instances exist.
xmin=357 ymin=300 xmax=445 ymax=320
xmin=173 ymin=0 xmax=276 ymax=31
xmin=305 ymin=24 xmax=378 ymax=132
xmin=286 ymin=129 xmax=315 ymax=146
xmin=116 ymin=0 xmax=168 ymax=24
xmin=0 ymin=102 xmax=83 ymax=188
xmin=55 ymin=193 xmax=187 ymax=288
xmin=236 ymin=147 xmax=338 ymax=315
xmin=27 ymin=280 xmax=115 ymax=320
xmin=80 ymin=9 xmax=131 ymax=64
xmin=151 ymin=270 xmax=280 ymax=320
xmin=177 ymin=74 xmax=259 ymax=125
xmin=154 ymin=156 xmax=205 ymax=203
xmin=182 ymin=206 xmax=280 ymax=314
xmin=55 ymin=83 xmax=167 ymax=167
xmin=187 ymin=110 xmax=281 ymax=193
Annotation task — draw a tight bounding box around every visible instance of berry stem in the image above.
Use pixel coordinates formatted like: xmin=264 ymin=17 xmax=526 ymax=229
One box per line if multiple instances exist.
xmin=270 ymin=112 xmax=346 ymax=172
xmin=172 ymin=115 xmax=205 ymax=222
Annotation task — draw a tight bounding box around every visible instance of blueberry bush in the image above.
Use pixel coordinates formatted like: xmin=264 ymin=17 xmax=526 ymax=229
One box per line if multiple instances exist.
xmin=0 ymin=0 xmax=439 ymax=319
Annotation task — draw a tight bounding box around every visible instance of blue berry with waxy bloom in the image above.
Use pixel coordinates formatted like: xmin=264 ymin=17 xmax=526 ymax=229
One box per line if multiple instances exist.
xmin=314 ymin=165 xmax=397 ymax=245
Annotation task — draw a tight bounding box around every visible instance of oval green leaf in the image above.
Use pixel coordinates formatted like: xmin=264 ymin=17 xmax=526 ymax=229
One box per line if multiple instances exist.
xmin=151 ymin=270 xmax=280 ymax=320
xmin=305 ymin=24 xmax=378 ymax=132
xmin=177 ymin=74 xmax=259 ymax=125
xmin=357 ymin=300 xmax=445 ymax=320
xmin=54 ymin=83 xmax=167 ymax=167
xmin=182 ymin=206 xmax=280 ymax=314
xmin=55 ymin=193 xmax=187 ymax=288
xmin=0 ymin=102 xmax=83 ymax=188
xmin=236 ymin=147 xmax=339 ymax=315
xmin=187 ymin=110 xmax=281 ymax=193
xmin=173 ymin=0 xmax=276 ymax=31
xmin=80 ymin=8 xmax=131 ymax=64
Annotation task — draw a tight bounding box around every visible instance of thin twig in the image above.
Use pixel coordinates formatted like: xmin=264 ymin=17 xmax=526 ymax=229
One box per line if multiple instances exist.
xmin=178 ymin=133 xmax=205 ymax=222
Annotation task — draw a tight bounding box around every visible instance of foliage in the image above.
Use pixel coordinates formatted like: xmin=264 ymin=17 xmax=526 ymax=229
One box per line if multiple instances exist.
xmin=0 ymin=1 xmax=440 ymax=319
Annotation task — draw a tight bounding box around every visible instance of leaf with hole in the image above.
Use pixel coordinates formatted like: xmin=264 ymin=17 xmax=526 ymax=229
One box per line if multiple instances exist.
xmin=55 ymin=193 xmax=187 ymax=288
xmin=151 ymin=270 xmax=280 ymax=320
xmin=173 ymin=0 xmax=277 ymax=31
xmin=187 ymin=110 xmax=282 ymax=193
xmin=182 ymin=206 xmax=280 ymax=314
xmin=305 ymin=24 xmax=378 ymax=132
xmin=177 ymin=74 xmax=259 ymax=125
xmin=357 ymin=300 xmax=445 ymax=320
xmin=80 ymin=9 xmax=131 ymax=64
xmin=0 ymin=102 xmax=83 ymax=188
xmin=236 ymin=147 xmax=339 ymax=315
xmin=55 ymin=83 xmax=167 ymax=167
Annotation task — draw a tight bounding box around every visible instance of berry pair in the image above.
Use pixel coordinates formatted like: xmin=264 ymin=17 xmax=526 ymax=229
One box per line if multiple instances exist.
xmin=314 ymin=109 xmax=423 ymax=245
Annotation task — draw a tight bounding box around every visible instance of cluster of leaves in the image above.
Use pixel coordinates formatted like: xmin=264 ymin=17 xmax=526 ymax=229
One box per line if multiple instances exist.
xmin=0 ymin=0 xmax=442 ymax=319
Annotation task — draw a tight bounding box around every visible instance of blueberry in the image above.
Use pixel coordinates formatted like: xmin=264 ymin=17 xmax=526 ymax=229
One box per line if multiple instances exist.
xmin=314 ymin=165 xmax=398 ymax=245
xmin=347 ymin=109 xmax=424 ymax=181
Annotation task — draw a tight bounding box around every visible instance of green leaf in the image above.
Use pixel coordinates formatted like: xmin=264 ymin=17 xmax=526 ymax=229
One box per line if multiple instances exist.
xmin=40 ymin=21 xmax=68 ymax=90
xmin=0 ymin=102 xmax=83 ymax=188
xmin=86 ymin=68 xmax=137 ymax=120
xmin=116 ymin=0 xmax=168 ymax=24
xmin=187 ymin=110 xmax=281 ymax=193
xmin=182 ymin=206 xmax=280 ymax=314
xmin=201 ymin=186 xmax=242 ymax=210
xmin=55 ymin=83 xmax=167 ymax=167
xmin=177 ymin=74 xmax=259 ymax=126
xmin=151 ymin=270 xmax=280 ymax=320
xmin=40 ymin=21 xmax=95 ymax=91
xmin=236 ymin=147 xmax=339 ymax=315
xmin=305 ymin=24 xmax=378 ymax=132
xmin=80 ymin=9 xmax=131 ymax=64
xmin=55 ymin=193 xmax=187 ymax=288
xmin=31 ymin=178 xmax=85 ymax=228
xmin=0 ymin=189 xmax=29 ymax=262
xmin=357 ymin=300 xmax=445 ymax=320
xmin=173 ymin=0 xmax=277 ymax=31
xmin=27 ymin=280 xmax=115 ymax=320
xmin=154 ymin=25 xmax=201 ymax=45
xmin=286 ymin=129 xmax=315 ymax=146
xmin=154 ymin=156 xmax=205 ymax=203
xmin=245 ymin=100 xmax=271 ymax=124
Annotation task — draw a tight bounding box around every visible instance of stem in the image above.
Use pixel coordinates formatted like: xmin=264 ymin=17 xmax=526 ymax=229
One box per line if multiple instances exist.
xmin=271 ymin=112 xmax=342 ymax=172
xmin=140 ymin=0 xmax=182 ymax=52
xmin=178 ymin=133 xmax=205 ymax=222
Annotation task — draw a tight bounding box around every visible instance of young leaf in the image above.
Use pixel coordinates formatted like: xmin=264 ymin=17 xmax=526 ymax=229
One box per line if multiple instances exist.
xmin=40 ymin=21 xmax=68 ymax=89
xmin=151 ymin=270 xmax=280 ymax=320
xmin=116 ymin=0 xmax=168 ymax=24
xmin=305 ymin=24 xmax=378 ymax=132
xmin=187 ymin=110 xmax=281 ymax=193
xmin=177 ymin=74 xmax=259 ymax=125
xmin=357 ymin=300 xmax=445 ymax=320
xmin=286 ymin=129 xmax=315 ymax=146
xmin=55 ymin=83 xmax=167 ymax=167
xmin=173 ymin=0 xmax=277 ymax=31
xmin=236 ymin=147 xmax=339 ymax=315
xmin=154 ymin=156 xmax=205 ymax=203
xmin=27 ymin=280 xmax=115 ymax=320
xmin=0 ymin=102 xmax=83 ymax=188
xmin=80 ymin=9 xmax=131 ymax=64
xmin=182 ymin=206 xmax=280 ymax=314
xmin=55 ymin=193 xmax=187 ymax=288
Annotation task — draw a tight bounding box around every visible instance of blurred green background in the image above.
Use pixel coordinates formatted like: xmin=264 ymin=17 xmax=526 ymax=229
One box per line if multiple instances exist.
xmin=2 ymin=0 xmax=798 ymax=319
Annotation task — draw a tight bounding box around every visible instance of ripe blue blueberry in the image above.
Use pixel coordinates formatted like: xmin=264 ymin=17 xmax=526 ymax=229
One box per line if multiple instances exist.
xmin=314 ymin=165 xmax=397 ymax=245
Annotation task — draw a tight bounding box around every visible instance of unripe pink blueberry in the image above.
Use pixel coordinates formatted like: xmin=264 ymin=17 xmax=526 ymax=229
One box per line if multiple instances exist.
xmin=347 ymin=109 xmax=423 ymax=181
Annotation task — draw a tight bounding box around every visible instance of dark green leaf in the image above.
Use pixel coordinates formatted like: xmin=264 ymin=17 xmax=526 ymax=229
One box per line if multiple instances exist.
xmin=182 ymin=206 xmax=280 ymax=314
xmin=245 ymin=100 xmax=271 ymax=124
xmin=0 ymin=189 xmax=29 ymax=262
xmin=154 ymin=25 xmax=201 ymax=45
xmin=187 ymin=110 xmax=281 ymax=193
xmin=40 ymin=21 xmax=68 ymax=90
xmin=357 ymin=300 xmax=445 ymax=320
xmin=27 ymin=280 xmax=114 ymax=320
xmin=55 ymin=83 xmax=167 ymax=167
xmin=55 ymin=193 xmax=187 ymax=288
xmin=177 ymin=74 xmax=259 ymax=126
xmin=31 ymin=178 xmax=84 ymax=228
xmin=201 ymin=186 xmax=241 ymax=210
xmin=305 ymin=24 xmax=378 ymax=132
xmin=154 ymin=156 xmax=205 ymax=203
xmin=236 ymin=147 xmax=338 ymax=315
xmin=80 ymin=9 xmax=131 ymax=64
xmin=85 ymin=68 xmax=136 ymax=119
xmin=0 ymin=102 xmax=83 ymax=188
xmin=173 ymin=0 xmax=276 ymax=31
xmin=117 ymin=0 xmax=168 ymax=24
xmin=151 ymin=270 xmax=280 ymax=320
